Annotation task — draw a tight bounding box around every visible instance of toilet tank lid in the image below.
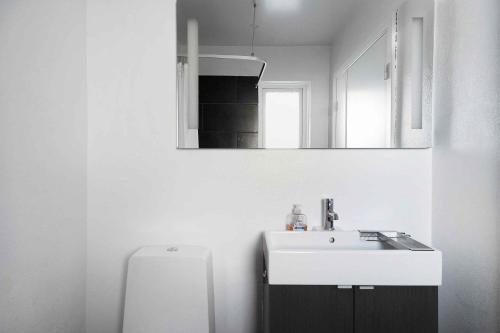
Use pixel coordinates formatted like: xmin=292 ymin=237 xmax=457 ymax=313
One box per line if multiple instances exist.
xmin=130 ymin=246 xmax=211 ymax=260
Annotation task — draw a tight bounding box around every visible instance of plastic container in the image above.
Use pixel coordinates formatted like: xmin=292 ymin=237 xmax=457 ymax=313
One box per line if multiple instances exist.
xmin=286 ymin=204 xmax=308 ymax=231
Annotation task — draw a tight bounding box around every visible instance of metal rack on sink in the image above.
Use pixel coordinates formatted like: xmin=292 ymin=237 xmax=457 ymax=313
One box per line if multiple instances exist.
xmin=359 ymin=231 xmax=434 ymax=251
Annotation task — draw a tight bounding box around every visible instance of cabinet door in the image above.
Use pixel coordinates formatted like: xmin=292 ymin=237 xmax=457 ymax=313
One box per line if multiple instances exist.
xmin=354 ymin=286 xmax=437 ymax=333
xmin=264 ymin=285 xmax=353 ymax=333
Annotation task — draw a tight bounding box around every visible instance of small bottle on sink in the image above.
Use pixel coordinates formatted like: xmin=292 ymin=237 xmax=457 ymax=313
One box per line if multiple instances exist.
xmin=286 ymin=204 xmax=308 ymax=231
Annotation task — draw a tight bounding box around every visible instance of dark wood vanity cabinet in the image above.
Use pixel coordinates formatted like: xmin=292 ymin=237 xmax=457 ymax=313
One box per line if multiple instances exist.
xmin=263 ymin=285 xmax=354 ymax=333
xmin=263 ymin=284 xmax=438 ymax=333
xmin=354 ymin=286 xmax=437 ymax=333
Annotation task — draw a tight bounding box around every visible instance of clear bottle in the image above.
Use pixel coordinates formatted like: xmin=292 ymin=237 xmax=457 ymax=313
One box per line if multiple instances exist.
xmin=286 ymin=204 xmax=308 ymax=231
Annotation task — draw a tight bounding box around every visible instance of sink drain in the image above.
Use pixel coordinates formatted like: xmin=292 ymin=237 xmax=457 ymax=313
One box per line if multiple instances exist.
xmin=329 ymin=237 xmax=335 ymax=244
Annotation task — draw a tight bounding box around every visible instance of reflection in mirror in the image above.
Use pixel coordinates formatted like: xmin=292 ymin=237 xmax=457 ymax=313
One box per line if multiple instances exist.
xmin=339 ymin=33 xmax=391 ymax=148
xmin=177 ymin=0 xmax=434 ymax=149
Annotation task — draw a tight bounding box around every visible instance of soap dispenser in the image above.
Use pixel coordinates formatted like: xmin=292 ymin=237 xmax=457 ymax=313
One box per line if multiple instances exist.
xmin=286 ymin=204 xmax=308 ymax=231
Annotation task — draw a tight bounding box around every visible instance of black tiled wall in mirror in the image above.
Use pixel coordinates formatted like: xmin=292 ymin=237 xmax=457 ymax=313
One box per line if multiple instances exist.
xmin=199 ymin=76 xmax=258 ymax=148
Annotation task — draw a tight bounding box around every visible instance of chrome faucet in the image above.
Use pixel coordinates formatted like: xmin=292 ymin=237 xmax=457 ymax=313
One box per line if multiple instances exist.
xmin=322 ymin=198 xmax=339 ymax=230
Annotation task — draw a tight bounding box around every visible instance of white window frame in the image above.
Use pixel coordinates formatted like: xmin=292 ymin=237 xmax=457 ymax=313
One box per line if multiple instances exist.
xmin=258 ymin=81 xmax=311 ymax=149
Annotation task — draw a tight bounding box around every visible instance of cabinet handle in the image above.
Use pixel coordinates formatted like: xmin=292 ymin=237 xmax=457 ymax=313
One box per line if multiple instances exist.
xmin=338 ymin=285 xmax=353 ymax=289
xmin=359 ymin=286 xmax=375 ymax=290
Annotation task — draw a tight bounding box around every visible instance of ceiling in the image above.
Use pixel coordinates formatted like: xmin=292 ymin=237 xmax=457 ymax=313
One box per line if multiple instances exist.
xmin=177 ymin=0 xmax=364 ymax=46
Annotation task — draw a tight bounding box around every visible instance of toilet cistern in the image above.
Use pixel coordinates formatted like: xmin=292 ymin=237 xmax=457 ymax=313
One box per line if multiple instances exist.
xmin=322 ymin=198 xmax=339 ymax=230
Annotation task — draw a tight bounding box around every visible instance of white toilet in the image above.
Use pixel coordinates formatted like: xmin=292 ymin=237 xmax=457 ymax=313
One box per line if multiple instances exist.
xmin=122 ymin=245 xmax=215 ymax=333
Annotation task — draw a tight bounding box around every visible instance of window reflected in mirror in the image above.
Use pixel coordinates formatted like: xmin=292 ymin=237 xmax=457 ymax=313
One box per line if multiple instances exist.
xmin=263 ymin=90 xmax=301 ymax=149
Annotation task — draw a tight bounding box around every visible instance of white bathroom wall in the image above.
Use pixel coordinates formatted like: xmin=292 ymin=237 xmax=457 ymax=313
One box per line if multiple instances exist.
xmin=86 ymin=1 xmax=432 ymax=332
xmin=187 ymin=45 xmax=332 ymax=148
xmin=0 ymin=0 xmax=87 ymax=332
xmin=432 ymin=0 xmax=500 ymax=332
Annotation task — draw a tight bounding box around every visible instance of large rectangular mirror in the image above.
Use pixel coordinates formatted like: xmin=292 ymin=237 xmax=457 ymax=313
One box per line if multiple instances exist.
xmin=177 ymin=0 xmax=434 ymax=149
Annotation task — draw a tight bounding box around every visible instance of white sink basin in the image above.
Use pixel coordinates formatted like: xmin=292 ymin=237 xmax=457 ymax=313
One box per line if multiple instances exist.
xmin=263 ymin=231 xmax=442 ymax=286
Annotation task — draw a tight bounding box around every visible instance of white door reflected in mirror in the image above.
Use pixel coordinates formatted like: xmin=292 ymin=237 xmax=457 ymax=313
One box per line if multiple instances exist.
xmin=337 ymin=33 xmax=392 ymax=148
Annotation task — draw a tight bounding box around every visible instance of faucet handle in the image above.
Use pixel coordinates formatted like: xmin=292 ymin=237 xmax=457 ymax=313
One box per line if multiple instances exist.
xmin=322 ymin=198 xmax=340 ymax=230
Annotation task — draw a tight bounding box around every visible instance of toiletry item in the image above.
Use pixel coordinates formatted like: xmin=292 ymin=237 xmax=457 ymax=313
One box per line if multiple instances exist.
xmin=286 ymin=204 xmax=308 ymax=231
